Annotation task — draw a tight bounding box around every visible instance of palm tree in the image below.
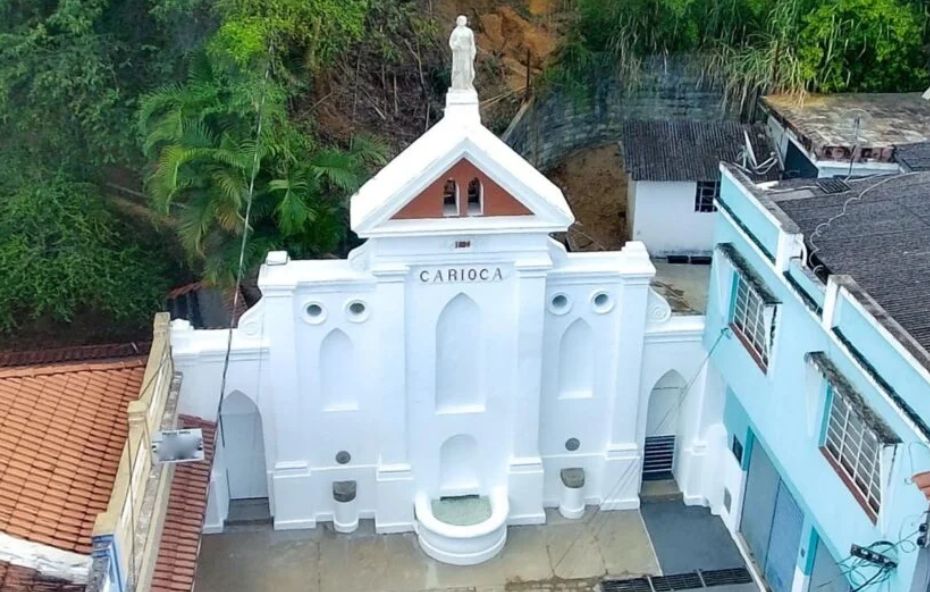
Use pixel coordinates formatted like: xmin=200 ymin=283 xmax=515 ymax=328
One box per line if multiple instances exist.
xmin=139 ymin=55 xmax=385 ymax=285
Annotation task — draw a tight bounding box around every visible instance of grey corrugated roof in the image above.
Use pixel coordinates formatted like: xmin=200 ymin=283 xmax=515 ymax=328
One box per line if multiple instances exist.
xmin=769 ymin=173 xmax=930 ymax=359
xmin=619 ymin=120 xmax=777 ymax=182
xmin=895 ymin=142 xmax=930 ymax=172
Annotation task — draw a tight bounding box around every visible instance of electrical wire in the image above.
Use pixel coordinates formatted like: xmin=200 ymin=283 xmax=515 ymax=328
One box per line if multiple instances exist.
xmin=551 ymin=327 xmax=731 ymax=571
xmin=213 ymin=45 xmax=274 ymax=448
xmin=807 ymin=172 xmax=923 ymax=275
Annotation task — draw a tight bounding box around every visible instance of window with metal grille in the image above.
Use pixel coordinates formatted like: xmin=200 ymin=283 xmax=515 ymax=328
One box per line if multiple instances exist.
xmin=730 ymin=272 xmax=771 ymax=368
xmin=442 ymin=179 xmax=458 ymax=216
xmin=695 ymin=181 xmax=719 ymax=212
xmin=823 ymin=387 xmax=882 ymax=516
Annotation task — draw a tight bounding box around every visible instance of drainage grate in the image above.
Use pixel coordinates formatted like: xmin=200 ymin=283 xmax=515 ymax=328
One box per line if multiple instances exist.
xmin=816 ymin=178 xmax=851 ymax=194
xmin=603 ymin=577 xmax=652 ymax=592
xmin=603 ymin=568 xmax=752 ymax=592
xmin=700 ymin=568 xmax=753 ymax=587
xmin=651 ymin=572 xmax=704 ymax=591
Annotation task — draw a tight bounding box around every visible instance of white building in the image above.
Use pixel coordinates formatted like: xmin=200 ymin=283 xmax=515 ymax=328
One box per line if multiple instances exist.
xmin=170 ymin=25 xmax=719 ymax=566
xmin=619 ymin=120 xmax=777 ymax=258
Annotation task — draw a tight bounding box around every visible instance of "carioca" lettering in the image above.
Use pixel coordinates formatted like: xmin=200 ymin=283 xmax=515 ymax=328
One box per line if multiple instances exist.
xmin=418 ymin=267 xmax=505 ymax=283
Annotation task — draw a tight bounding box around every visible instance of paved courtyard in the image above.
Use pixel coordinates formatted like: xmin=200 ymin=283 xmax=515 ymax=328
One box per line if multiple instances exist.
xmin=195 ymin=508 xmax=661 ymax=592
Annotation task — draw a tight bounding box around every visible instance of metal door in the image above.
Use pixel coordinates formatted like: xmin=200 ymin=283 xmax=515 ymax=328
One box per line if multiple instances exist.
xmin=809 ymin=537 xmax=848 ymax=592
xmin=764 ymin=481 xmax=803 ymax=592
xmin=740 ymin=441 xmax=779 ymax=568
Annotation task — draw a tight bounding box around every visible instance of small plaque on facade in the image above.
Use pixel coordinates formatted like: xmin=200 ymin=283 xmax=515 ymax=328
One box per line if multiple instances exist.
xmin=151 ymin=428 xmax=205 ymax=464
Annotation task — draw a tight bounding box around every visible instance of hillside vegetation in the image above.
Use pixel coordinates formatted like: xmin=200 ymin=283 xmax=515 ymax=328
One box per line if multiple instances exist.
xmin=552 ymin=0 xmax=930 ymax=106
xmin=0 ymin=0 xmax=927 ymax=346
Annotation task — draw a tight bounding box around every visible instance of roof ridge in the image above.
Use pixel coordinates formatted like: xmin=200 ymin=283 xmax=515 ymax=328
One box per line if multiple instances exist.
xmin=0 ymin=341 xmax=151 ymax=369
xmin=0 ymin=357 xmax=148 ymax=380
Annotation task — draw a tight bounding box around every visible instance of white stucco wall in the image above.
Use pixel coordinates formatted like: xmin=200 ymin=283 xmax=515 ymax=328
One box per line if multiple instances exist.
xmin=169 ymin=89 xmax=714 ymax=562
xmin=172 ymin=238 xmax=682 ymax=533
xmin=630 ymin=181 xmax=715 ymax=255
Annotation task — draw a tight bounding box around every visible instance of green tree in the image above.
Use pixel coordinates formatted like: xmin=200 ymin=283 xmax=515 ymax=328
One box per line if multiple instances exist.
xmin=552 ymin=0 xmax=930 ymax=97
xmin=139 ymin=54 xmax=386 ymax=285
xmin=0 ymin=167 xmax=170 ymax=332
xmin=798 ymin=0 xmax=929 ymax=92
xmin=0 ymin=0 xmax=207 ymax=171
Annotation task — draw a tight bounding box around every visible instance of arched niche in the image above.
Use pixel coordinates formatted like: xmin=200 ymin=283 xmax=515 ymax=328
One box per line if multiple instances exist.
xmin=320 ymin=329 xmax=358 ymax=411
xmin=439 ymin=434 xmax=480 ymax=496
xmin=220 ymin=391 xmax=268 ymax=500
xmin=645 ymin=370 xmax=688 ymax=437
xmin=435 ymin=294 xmax=482 ymax=411
xmin=558 ymin=319 xmax=595 ymax=399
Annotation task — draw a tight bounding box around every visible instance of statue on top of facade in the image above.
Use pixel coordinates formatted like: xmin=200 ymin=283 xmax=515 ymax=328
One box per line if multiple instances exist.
xmin=449 ymin=15 xmax=476 ymax=91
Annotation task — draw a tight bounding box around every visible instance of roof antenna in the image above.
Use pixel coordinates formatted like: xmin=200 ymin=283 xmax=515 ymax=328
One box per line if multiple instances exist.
xmin=843 ymin=108 xmax=868 ymax=180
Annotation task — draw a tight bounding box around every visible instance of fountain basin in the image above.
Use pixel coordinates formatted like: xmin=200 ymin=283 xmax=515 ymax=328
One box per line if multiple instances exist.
xmin=414 ymin=487 xmax=509 ymax=565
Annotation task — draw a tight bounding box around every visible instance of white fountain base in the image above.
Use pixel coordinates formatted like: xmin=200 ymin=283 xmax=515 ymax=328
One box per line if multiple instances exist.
xmin=414 ymin=487 xmax=509 ymax=565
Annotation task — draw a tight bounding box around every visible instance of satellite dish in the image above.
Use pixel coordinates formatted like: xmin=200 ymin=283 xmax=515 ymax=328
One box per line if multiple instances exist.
xmin=151 ymin=428 xmax=205 ymax=464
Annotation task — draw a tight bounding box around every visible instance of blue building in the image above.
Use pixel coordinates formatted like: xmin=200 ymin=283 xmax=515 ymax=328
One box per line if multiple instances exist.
xmin=703 ymin=166 xmax=930 ymax=592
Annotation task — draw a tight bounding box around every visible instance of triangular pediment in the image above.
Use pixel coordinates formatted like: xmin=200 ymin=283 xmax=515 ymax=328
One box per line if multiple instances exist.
xmin=392 ymin=157 xmax=532 ymax=220
xmin=349 ymin=113 xmax=573 ymax=237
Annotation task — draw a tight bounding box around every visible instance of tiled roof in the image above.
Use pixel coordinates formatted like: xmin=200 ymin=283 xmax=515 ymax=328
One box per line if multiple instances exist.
xmin=0 ymin=343 xmax=150 ymax=369
xmin=0 ymin=561 xmax=85 ymax=592
xmin=0 ymin=358 xmax=146 ymax=554
xmin=619 ymin=120 xmax=778 ymax=182
xmin=150 ymin=415 xmax=216 ymax=592
xmin=895 ymin=142 xmax=930 ymax=172
xmin=768 ymin=172 xmax=930 ymax=365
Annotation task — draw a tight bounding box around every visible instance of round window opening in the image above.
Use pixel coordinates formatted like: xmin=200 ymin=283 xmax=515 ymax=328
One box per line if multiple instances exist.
xmin=306 ymin=303 xmax=324 ymax=318
xmin=565 ymin=438 xmax=580 ymax=452
xmin=349 ymin=301 xmax=366 ymax=316
xmin=592 ymin=291 xmax=613 ymax=312
xmin=552 ymin=294 xmax=569 ymax=310
xmin=335 ymin=450 xmax=351 ymax=465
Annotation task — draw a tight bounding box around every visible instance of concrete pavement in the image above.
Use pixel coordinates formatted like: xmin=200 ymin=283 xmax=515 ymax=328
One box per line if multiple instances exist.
xmin=194 ymin=508 xmax=661 ymax=592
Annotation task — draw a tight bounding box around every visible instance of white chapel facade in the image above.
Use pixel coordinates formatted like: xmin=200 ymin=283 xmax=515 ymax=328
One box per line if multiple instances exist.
xmin=170 ymin=18 xmax=720 ymax=566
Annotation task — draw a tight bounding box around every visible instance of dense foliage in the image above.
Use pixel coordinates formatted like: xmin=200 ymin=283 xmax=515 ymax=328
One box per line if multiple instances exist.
xmin=138 ymin=0 xmax=387 ymax=285
xmin=554 ymin=0 xmax=930 ymax=99
xmin=0 ymin=0 xmax=393 ymax=341
xmin=0 ymin=163 xmax=170 ymax=332
xmin=139 ymin=53 xmax=386 ymax=284
xmin=1 ymin=0 xmax=927 ymax=345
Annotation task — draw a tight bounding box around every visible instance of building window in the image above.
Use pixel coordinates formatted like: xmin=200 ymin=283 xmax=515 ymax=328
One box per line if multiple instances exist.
xmin=467 ymin=178 xmax=482 ymax=215
xmin=695 ymin=181 xmax=719 ymax=212
xmin=822 ymin=386 xmax=882 ymax=517
xmin=730 ymin=272 xmax=771 ymax=368
xmin=443 ymin=179 xmax=458 ymax=216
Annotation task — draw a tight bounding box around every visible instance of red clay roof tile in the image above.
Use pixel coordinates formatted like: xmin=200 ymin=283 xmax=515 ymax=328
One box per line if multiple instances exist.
xmin=0 ymin=356 xmax=146 ymax=553
xmin=150 ymin=416 xmax=216 ymax=592
xmin=0 ymin=560 xmax=86 ymax=591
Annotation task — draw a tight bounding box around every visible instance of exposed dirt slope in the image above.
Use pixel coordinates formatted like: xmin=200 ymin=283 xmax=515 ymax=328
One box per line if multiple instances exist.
xmin=309 ymin=0 xmax=567 ymax=153
xmin=547 ymin=144 xmax=629 ymax=251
